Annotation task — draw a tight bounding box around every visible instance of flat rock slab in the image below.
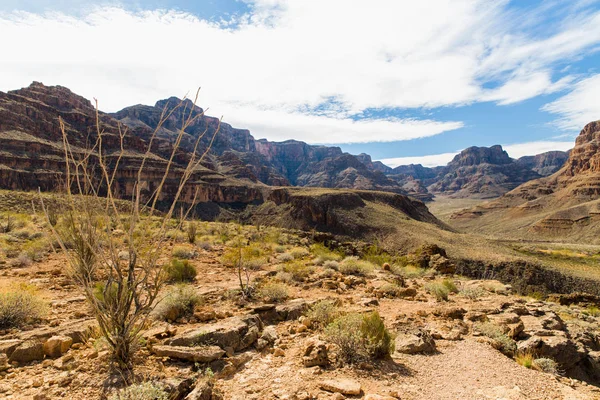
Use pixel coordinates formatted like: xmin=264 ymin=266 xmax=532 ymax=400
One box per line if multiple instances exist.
xmin=165 ymin=315 xmax=262 ymax=351
xmin=151 ymin=345 xmax=225 ymax=363
xmin=320 ymin=379 xmax=362 ymax=395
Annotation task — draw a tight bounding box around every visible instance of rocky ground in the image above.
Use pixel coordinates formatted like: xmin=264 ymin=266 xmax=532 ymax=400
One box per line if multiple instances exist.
xmin=0 ymin=220 xmax=599 ymax=400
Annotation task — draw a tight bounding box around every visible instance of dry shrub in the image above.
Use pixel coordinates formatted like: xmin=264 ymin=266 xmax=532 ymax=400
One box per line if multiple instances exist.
xmin=338 ymin=257 xmax=375 ymax=276
xmin=257 ymin=281 xmax=290 ymax=303
xmin=306 ymin=300 xmax=341 ymax=330
xmin=164 ymin=259 xmax=197 ymax=283
xmin=325 ymin=311 xmax=394 ymax=364
xmin=108 ymin=382 xmax=168 ymax=400
xmin=474 ymin=322 xmax=517 ymax=356
xmin=172 ymin=245 xmax=196 ymax=260
xmin=278 ymin=261 xmax=313 ymax=282
xmin=154 ymin=284 xmax=202 ymax=322
xmin=0 ymin=284 xmax=46 ymax=328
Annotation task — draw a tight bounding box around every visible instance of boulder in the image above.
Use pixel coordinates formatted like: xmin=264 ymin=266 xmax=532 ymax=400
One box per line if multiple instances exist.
xmin=43 ymin=336 xmax=73 ymax=358
xmin=151 ymin=345 xmax=225 ymax=363
xmin=320 ymin=379 xmax=362 ymax=395
xmin=185 ymin=378 xmax=223 ymax=400
xmin=0 ymin=354 xmax=9 ymax=372
xmin=302 ymin=340 xmax=329 ymax=367
xmin=256 ymin=326 xmax=278 ymax=351
xmin=517 ymin=335 xmax=585 ymax=370
xmin=166 ymin=315 xmax=263 ymax=351
xmin=429 ymin=254 xmax=455 ymax=274
xmin=9 ymin=340 xmax=44 ymax=363
xmin=432 ymin=306 xmax=466 ymax=320
xmin=394 ymin=330 xmax=436 ymax=355
xmin=0 ymin=339 xmax=23 ymax=357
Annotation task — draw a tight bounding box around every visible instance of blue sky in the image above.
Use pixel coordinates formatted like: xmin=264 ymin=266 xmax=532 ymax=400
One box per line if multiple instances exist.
xmin=1 ymin=0 xmax=600 ymax=166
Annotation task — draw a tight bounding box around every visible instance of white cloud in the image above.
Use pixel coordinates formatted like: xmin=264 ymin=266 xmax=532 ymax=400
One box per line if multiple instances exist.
xmin=379 ymin=153 xmax=459 ymax=168
xmin=378 ymin=141 xmax=574 ymax=168
xmin=503 ymin=141 xmax=573 ymax=158
xmin=0 ymin=2 xmax=599 ymax=144
xmin=542 ymin=74 xmax=600 ymax=131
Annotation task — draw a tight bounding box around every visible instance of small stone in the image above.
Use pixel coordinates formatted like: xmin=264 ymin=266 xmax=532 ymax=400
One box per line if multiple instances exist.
xmin=43 ymin=336 xmax=73 ymax=358
xmin=273 ymin=348 xmax=285 ymax=357
xmin=319 ymin=379 xmax=362 ymax=395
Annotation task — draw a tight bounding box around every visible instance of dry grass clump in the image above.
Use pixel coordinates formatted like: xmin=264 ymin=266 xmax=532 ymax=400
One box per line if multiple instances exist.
xmin=306 ymin=300 xmax=341 ymax=330
xmin=108 ymin=382 xmax=168 ymax=400
xmin=338 ymin=257 xmax=375 ymax=276
xmin=311 ymin=243 xmax=343 ymax=265
xmin=154 ymin=285 xmax=202 ymax=322
xmin=0 ymin=284 xmax=46 ymax=329
xmin=164 ymin=259 xmax=197 ymax=283
xmin=460 ymin=286 xmax=487 ymax=300
xmin=515 ymin=351 xmax=535 ymax=369
xmin=172 ymin=245 xmax=196 ymax=260
xmin=475 ymin=322 xmax=517 ymax=356
xmin=257 ymin=280 xmax=290 ymax=303
xmin=425 ymin=279 xmax=458 ymax=301
xmin=322 ymin=260 xmax=339 ymax=270
xmin=378 ymin=283 xmax=406 ymax=298
xmin=390 ymin=264 xmax=432 ymax=278
xmin=8 ymin=252 xmax=32 ymax=268
xmin=325 ymin=311 xmax=394 ymax=364
xmin=277 ymin=253 xmax=294 ymax=263
xmin=186 ymin=222 xmax=197 ymax=244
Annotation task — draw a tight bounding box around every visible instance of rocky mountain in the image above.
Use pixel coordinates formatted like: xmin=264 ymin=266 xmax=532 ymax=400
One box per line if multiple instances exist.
xmin=450 ymin=121 xmax=600 ymax=242
xmin=0 ymin=82 xmax=439 ymax=226
xmin=427 ymin=145 xmax=542 ymax=199
xmin=516 ymin=151 xmax=570 ymax=176
xmin=112 ymin=101 xmax=411 ymax=197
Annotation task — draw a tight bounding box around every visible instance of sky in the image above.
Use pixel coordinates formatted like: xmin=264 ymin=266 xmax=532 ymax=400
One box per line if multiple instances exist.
xmin=1 ymin=0 xmax=600 ymax=167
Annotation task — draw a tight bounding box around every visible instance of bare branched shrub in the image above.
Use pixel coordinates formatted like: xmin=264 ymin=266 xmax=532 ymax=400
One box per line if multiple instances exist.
xmin=40 ymin=92 xmax=219 ymax=371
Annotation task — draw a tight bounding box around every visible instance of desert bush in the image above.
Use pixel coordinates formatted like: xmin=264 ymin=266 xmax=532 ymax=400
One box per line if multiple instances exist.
xmin=306 ymin=300 xmax=341 ymax=329
xmin=274 ymin=245 xmax=286 ymax=254
xmin=0 ymin=215 xmax=15 ymax=233
xmin=257 ymin=281 xmax=290 ymax=303
xmin=289 ymin=247 xmax=310 ymax=259
xmin=391 ymin=264 xmax=432 ymax=278
xmin=362 ymin=244 xmax=394 ymax=266
xmin=0 ymin=284 xmax=46 ymax=328
xmin=277 ymin=253 xmax=294 ymax=263
xmin=8 ymin=252 xmax=32 ymax=268
xmin=322 ymin=260 xmax=339 ymax=270
xmin=460 ymin=286 xmax=487 ymax=300
xmin=108 ymin=382 xmax=168 ymax=400
xmin=154 ymin=285 xmax=202 ymax=322
xmin=12 ymin=228 xmax=34 ymax=240
xmin=586 ymin=306 xmax=600 ymax=317
xmin=325 ymin=311 xmax=394 ymax=364
xmin=378 ymin=283 xmax=405 ymax=298
xmin=475 ymin=322 xmax=517 ymax=356
xmin=275 ymin=271 xmax=294 ymax=283
xmin=47 ymin=208 xmax=59 ymax=227
xmin=338 ymin=257 xmax=374 ymax=276
xmin=186 ymin=222 xmax=197 ymax=244
xmin=310 ymin=243 xmax=342 ymax=265
xmin=532 ymin=358 xmax=559 ymax=374
xmin=164 ymin=259 xmax=197 ymax=283
xmin=442 ymin=279 xmax=458 ymax=293
xmin=278 ymin=261 xmax=312 ymax=282
xmin=197 ymin=241 xmax=212 ymax=251
xmin=425 ymin=281 xmax=451 ymax=301
xmin=172 ymin=245 xmax=196 ymax=260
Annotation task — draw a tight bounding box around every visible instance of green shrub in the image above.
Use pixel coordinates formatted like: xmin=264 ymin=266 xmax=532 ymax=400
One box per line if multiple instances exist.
xmin=108 ymin=382 xmax=168 ymax=400
xmin=586 ymin=306 xmax=600 ymax=317
xmin=442 ymin=279 xmax=459 ymax=293
xmin=338 ymin=257 xmax=374 ymax=276
xmin=306 ymin=300 xmax=341 ymax=330
xmin=274 ymin=245 xmax=286 ymax=254
xmin=475 ymin=322 xmax=517 ymax=356
xmin=154 ymin=285 xmax=202 ymax=321
xmin=515 ymin=352 xmax=534 ymax=369
xmin=311 ymin=244 xmax=342 ymax=265
xmin=390 ymin=264 xmax=431 ymax=278
xmin=172 ymin=245 xmax=196 ymax=259
xmin=425 ymin=281 xmax=450 ymax=301
xmin=258 ymin=281 xmax=290 ymax=303
xmin=289 ymin=247 xmax=310 ymax=259
xmin=362 ymin=244 xmax=394 ymax=266
xmin=164 ymin=259 xmax=197 ymax=282
xmin=0 ymin=284 xmax=46 ymax=328
xmin=278 ymin=261 xmax=312 ymax=282
xmin=186 ymin=222 xmax=197 ymax=244
xmin=277 ymin=253 xmax=294 ymax=263
xmin=325 ymin=311 xmax=394 ymax=364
